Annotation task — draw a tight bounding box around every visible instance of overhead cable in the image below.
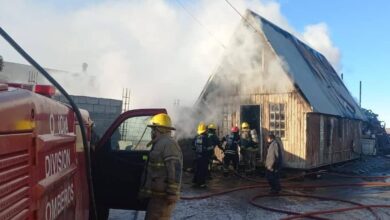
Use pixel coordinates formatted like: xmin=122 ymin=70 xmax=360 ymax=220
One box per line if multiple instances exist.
xmin=223 ymin=0 xmax=260 ymax=34
xmin=175 ymin=0 xmax=226 ymax=49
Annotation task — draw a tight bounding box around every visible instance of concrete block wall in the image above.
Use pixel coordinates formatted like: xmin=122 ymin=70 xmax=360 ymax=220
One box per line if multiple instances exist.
xmin=54 ymin=95 xmax=122 ymax=137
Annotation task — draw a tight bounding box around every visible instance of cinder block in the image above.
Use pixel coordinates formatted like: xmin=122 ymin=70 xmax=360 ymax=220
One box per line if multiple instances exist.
xmin=78 ymin=103 xmax=94 ymax=112
xmin=106 ymin=106 xmax=119 ymax=114
xmin=110 ymin=99 xmax=122 ymax=107
xmin=70 ymin=96 xmax=79 ymax=103
xmin=99 ymin=98 xmax=111 ymax=105
xmin=55 ymin=95 xmax=68 ymax=103
xmin=87 ymin=97 xmax=99 ymax=104
xmin=78 ymin=96 xmax=87 ymax=103
xmin=92 ymin=119 xmax=103 ymax=126
xmin=105 ymin=106 xmax=113 ymax=114
xmin=114 ymin=106 xmax=122 ymax=114
xmin=93 ymin=104 xmax=105 ymax=113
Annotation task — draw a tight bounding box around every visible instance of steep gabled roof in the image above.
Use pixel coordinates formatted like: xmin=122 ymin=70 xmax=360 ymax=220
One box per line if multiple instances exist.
xmin=248 ymin=11 xmax=366 ymax=120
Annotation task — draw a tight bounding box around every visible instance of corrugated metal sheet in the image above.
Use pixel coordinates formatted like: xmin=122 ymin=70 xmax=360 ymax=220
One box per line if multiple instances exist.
xmin=248 ymin=11 xmax=366 ymax=121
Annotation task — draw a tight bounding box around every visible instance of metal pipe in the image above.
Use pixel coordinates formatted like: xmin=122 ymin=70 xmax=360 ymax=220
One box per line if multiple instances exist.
xmin=0 ymin=27 xmax=98 ymax=219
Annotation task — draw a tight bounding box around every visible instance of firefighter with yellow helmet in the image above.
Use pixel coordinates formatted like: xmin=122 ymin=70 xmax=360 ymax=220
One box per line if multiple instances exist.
xmin=240 ymin=122 xmax=259 ymax=174
xmin=206 ymin=123 xmax=221 ymax=179
xmin=192 ymin=122 xmax=209 ymax=188
xmin=139 ymin=113 xmax=183 ymax=220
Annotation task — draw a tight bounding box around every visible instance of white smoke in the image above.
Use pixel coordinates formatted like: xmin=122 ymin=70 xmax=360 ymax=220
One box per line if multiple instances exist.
xmin=302 ymin=23 xmax=341 ymax=70
xmin=0 ymin=0 xmax=341 ymax=130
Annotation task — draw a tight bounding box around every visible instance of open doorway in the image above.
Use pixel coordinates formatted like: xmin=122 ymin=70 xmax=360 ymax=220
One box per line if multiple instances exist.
xmin=240 ymin=105 xmax=262 ymax=159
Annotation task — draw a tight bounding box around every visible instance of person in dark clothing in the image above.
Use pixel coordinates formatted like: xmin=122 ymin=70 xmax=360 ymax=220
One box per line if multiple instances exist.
xmin=265 ymin=133 xmax=283 ymax=194
xmin=192 ymin=122 xmax=209 ymax=188
xmin=221 ymin=126 xmax=240 ymax=176
xmin=240 ymin=122 xmax=258 ymax=174
xmin=206 ymin=123 xmax=221 ymax=179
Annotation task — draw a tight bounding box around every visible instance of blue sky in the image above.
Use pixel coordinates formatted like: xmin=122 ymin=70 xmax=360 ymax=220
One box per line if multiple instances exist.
xmin=278 ymin=0 xmax=390 ymax=125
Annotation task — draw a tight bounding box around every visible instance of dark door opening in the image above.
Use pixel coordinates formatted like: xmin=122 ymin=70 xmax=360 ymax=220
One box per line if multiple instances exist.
xmin=240 ymin=105 xmax=262 ymax=158
xmin=240 ymin=105 xmax=261 ymax=137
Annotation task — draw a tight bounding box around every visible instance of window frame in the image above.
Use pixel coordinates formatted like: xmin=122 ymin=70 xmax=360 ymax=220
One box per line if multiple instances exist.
xmin=269 ymin=103 xmax=286 ymax=138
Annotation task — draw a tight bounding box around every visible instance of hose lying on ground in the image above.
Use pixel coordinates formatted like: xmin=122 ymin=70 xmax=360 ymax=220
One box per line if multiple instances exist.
xmin=181 ymin=170 xmax=390 ymax=219
xmin=250 ymin=193 xmax=390 ymax=220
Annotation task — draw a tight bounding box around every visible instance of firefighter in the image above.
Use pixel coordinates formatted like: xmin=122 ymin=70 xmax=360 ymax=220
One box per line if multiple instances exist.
xmin=265 ymin=133 xmax=283 ymax=194
xmin=221 ymin=126 xmax=240 ymax=176
xmin=240 ymin=122 xmax=258 ymax=174
xmin=206 ymin=123 xmax=221 ymax=179
xmin=139 ymin=113 xmax=183 ymax=220
xmin=192 ymin=122 xmax=209 ymax=188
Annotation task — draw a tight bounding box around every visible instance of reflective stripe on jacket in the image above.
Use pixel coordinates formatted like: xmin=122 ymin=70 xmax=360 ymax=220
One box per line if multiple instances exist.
xmin=194 ymin=134 xmax=208 ymax=157
xmin=140 ymin=134 xmax=183 ymax=200
xmin=224 ymin=134 xmax=239 ymax=155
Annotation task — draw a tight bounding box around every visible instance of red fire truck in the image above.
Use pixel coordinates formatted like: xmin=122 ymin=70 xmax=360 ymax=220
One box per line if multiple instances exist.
xmin=0 ymin=82 xmax=166 ymax=219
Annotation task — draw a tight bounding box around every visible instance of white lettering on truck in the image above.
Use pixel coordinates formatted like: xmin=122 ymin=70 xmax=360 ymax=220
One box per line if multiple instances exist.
xmin=45 ymin=149 xmax=71 ymax=178
xmin=49 ymin=114 xmax=69 ymax=135
xmin=45 ymin=182 xmax=74 ymax=220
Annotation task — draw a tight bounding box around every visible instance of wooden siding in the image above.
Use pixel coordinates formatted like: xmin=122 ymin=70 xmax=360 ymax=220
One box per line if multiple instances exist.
xmin=203 ymin=21 xmax=363 ymax=169
xmin=306 ymin=113 xmax=362 ymax=168
xmin=218 ymin=92 xmax=363 ymax=169
xmin=219 ymin=91 xmax=312 ymax=169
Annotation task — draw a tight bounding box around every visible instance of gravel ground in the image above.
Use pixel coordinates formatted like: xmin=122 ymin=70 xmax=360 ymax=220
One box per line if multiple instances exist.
xmin=109 ymin=155 xmax=390 ymax=220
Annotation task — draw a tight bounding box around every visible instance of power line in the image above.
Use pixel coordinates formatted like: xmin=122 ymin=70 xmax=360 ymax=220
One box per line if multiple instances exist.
xmin=223 ymin=0 xmax=260 ymax=34
xmin=175 ymin=0 xmax=226 ymax=49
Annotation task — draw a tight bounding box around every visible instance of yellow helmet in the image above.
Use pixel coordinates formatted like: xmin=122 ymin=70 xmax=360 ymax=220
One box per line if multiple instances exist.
xmin=148 ymin=113 xmax=175 ymax=130
xmin=197 ymin=122 xmax=207 ymax=135
xmin=241 ymin=122 xmax=250 ymax=130
xmin=208 ymin=123 xmax=217 ymax=130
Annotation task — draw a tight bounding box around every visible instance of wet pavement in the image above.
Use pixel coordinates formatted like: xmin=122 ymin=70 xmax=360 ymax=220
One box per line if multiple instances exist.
xmin=109 ymin=155 xmax=390 ymax=220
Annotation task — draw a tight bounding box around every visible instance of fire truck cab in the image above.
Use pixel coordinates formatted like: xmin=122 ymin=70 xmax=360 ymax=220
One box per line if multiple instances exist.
xmin=0 ymin=82 xmax=166 ymax=220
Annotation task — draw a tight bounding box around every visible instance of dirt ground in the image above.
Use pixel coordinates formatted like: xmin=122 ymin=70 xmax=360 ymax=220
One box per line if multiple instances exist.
xmin=109 ymin=155 xmax=390 ymax=220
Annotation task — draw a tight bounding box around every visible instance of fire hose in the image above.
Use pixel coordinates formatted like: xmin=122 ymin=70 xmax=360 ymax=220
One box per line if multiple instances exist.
xmin=0 ymin=27 xmax=98 ymax=219
xmin=181 ymin=168 xmax=390 ymax=219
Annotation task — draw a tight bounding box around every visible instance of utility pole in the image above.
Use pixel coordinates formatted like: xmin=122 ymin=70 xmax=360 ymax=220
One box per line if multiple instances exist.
xmin=0 ymin=55 xmax=3 ymax=71
xmin=359 ymin=81 xmax=362 ymax=107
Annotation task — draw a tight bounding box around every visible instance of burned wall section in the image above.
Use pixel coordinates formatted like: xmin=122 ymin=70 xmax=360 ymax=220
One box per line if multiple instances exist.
xmin=54 ymin=95 xmax=122 ymax=137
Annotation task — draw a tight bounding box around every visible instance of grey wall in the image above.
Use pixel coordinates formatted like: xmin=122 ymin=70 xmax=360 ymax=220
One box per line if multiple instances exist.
xmin=54 ymin=95 xmax=122 ymax=137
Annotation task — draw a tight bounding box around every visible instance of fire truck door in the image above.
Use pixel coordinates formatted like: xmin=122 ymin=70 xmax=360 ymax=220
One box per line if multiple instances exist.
xmin=93 ymin=109 xmax=166 ymax=216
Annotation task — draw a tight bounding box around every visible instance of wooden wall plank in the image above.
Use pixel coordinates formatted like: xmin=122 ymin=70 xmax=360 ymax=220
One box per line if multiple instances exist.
xmin=218 ymin=90 xmax=362 ymax=169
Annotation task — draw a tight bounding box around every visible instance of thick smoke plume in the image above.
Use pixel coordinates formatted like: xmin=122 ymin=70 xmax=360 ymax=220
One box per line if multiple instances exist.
xmin=0 ymin=0 xmax=341 ymax=138
xmin=174 ymin=11 xmax=295 ymax=139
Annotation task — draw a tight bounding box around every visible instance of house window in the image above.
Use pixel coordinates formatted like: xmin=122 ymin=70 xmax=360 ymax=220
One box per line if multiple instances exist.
xmin=270 ymin=103 xmax=286 ymax=138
